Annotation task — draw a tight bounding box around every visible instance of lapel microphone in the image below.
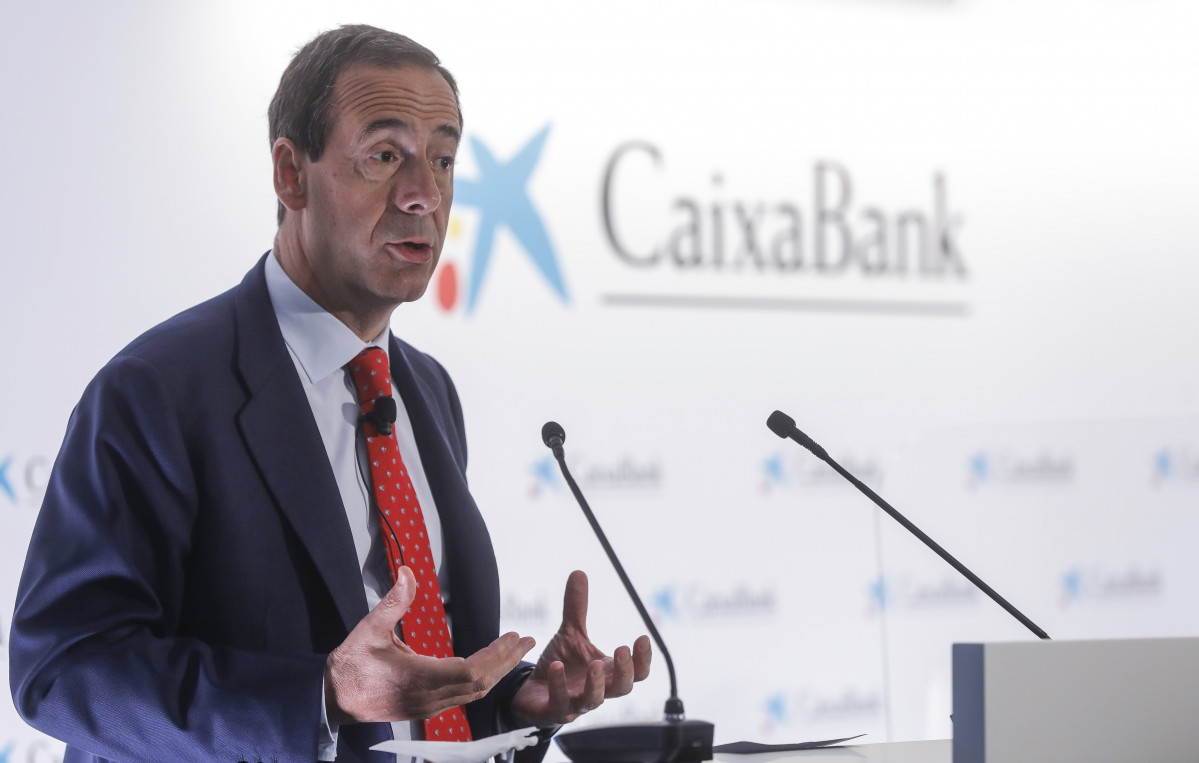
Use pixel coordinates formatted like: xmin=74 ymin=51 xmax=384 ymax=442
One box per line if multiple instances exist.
xmin=360 ymin=396 xmax=398 ymax=437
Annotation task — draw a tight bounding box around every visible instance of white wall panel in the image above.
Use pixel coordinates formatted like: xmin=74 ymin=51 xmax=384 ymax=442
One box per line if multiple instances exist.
xmin=2 ymin=1 xmax=1197 ymax=758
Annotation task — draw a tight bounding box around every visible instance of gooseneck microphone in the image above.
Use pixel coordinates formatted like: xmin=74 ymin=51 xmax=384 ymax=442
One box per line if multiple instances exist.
xmin=541 ymin=421 xmax=714 ymax=763
xmin=766 ymin=410 xmax=1050 ymax=641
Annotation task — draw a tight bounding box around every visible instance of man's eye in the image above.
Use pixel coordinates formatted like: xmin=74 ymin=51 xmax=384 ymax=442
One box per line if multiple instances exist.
xmin=371 ymin=150 xmax=397 ymax=163
xmin=435 ymin=157 xmax=455 ymax=170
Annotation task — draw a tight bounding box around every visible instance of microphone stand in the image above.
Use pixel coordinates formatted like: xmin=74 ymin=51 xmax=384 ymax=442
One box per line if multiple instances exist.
xmin=542 ymin=422 xmax=714 ymax=763
xmin=766 ymin=410 xmax=1050 ymax=640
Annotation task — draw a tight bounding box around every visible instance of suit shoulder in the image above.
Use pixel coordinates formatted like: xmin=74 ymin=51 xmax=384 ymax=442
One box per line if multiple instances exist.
xmin=393 ymin=336 xmax=455 ymax=389
xmin=391 ymin=336 xmax=468 ymax=463
xmin=117 ymin=284 xmax=241 ymax=366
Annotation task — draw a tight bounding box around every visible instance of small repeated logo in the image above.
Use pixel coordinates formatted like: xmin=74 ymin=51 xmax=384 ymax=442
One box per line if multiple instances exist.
xmin=1152 ymin=447 xmax=1199 ymax=487
xmin=528 ymin=452 xmax=662 ymax=498
xmin=760 ymin=453 xmax=787 ymax=493
xmin=651 ymin=582 xmax=777 ymax=623
xmin=500 ymin=593 xmax=551 ymax=627
xmin=759 ymin=687 xmax=883 ymax=734
xmin=528 ymin=456 xmax=561 ymax=499
xmin=866 ymin=574 xmax=978 ymax=616
xmin=0 ymin=452 xmax=51 ymax=510
xmin=437 ymin=125 xmax=569 ymax=314
xmin=0 ymin=454 xmax=14 ymax=503
xmin=0 ymin=738 xmax=64 ymax=763
xmin=762 ymin=691 xmax=789 ymax=733
xmin=967 ymin=449 xmax=1074 ymax=490
xmin=1060 ymin=565 xmax=1163 ymax=608
xmin=760 ymin=450 xmax=883 ymax=494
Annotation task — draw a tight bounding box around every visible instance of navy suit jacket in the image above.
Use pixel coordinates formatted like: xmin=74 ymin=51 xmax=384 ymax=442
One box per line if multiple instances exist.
xmin=10 ymin=256 xmax=533 ymax=762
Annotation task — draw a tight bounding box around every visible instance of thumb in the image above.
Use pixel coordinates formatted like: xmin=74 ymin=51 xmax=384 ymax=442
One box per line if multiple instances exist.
xmin=362 ymin=566 xmax=417 ymax=637
xmin=561 ymin=569 xmax=590 ymax=634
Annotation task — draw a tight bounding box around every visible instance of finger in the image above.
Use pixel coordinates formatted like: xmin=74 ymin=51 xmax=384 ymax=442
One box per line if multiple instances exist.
xmin=358 ymin=566 xmax=417 ymax=641
xmin=560 ymin=570 xmax=590 ymax=634
xmin=474 ymin=631 xmax=536 ymax=667
xmin=577 ymin=659 xmax=606 ymax=714
xmin=547 ymin=660 xmax=573 ymax=721
xmin=631 ymin=635 xmax=652 ymax=682
xmin=450 ymin=632 xmax=535 ymax=679
xmin=428 ymin=632 xmax=535 ymax=704
xmin=604 ymin=645 xmax=635 ymax=698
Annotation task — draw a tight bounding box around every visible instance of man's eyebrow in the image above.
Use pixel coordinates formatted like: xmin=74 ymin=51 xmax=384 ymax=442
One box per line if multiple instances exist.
xmin=435 ymin=123 xmax=462 ymax=144
xmin=360 ymin=118 xmax=461 ymax=145
xmin=360 ymin=117 xmax=408 ymax=141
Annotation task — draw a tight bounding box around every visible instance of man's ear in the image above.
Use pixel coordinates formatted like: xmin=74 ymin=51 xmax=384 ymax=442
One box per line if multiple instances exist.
xmin=273 ymin=138 xmax=307 ymax=213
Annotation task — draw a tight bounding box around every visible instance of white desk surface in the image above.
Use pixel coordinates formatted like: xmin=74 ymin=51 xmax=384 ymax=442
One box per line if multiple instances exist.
xmin=715 ymin=739 xmax=951 ymax=763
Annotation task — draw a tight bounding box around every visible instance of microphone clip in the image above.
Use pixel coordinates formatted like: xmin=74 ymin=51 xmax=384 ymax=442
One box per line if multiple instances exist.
xmin=360 ymin=396 xmax=398 ymax=437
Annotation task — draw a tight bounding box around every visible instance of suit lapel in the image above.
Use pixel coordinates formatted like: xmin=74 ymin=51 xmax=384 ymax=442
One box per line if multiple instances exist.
xmin=232 ymin=257 xmax=368 ymax=634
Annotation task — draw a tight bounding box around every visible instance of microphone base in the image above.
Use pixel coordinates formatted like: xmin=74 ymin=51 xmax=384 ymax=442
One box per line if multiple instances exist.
xmin=555 ymin=719 xmax=715 ymax=763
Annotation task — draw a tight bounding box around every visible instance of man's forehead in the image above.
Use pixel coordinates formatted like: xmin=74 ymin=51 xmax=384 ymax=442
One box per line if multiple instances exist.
xmin=332 ymin=64 xmax=461 ymax=135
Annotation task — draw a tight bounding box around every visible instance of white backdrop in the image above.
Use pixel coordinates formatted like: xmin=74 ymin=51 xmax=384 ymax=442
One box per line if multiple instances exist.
xmin=2 ymin=0 xmax=1198 ymax=759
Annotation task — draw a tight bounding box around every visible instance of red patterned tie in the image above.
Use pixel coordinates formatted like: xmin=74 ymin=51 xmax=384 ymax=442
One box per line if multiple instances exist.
xmin=346 ymin=347 xmax=472 ymax=742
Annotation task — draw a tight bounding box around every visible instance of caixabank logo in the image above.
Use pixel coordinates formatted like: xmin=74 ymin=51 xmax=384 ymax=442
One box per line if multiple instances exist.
xmin=759 ymin=687 xmax=882 ymax=734
xmin=759 ymin=450 xmax=883 ymax=495
xmin=866 ymin=573 xmax=978 ymax=617
xmin=499 ymin=590 xmax=552 ymax=629
xmin=1152 ymin=447 xmax=1199 ymax=487
xmin=0 ymin=451 xmax=51 ymax=510
xmin=527 ymin=451 xmax=662 ymax=499
xmin=1059 ymin=565 xmax=1163 ymax=608
xmin=0 ymin=738 xmax=63 ymax=763
xmin=600 ymin=142 xmax=971 ymax=316
xmin=966 ymin=449 xmax=1074 ymax=490
xmin=650 ymin=581 xmax=777 ymax=623
xmin=434 ymin=125 xmax=569 ymax=315
xmin=435 ymin=126 xmax=971 ymax=316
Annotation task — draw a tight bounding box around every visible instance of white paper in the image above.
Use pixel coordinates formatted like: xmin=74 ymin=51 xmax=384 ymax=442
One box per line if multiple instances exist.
xmin=370 ymin=726 xmax=541 ymax=763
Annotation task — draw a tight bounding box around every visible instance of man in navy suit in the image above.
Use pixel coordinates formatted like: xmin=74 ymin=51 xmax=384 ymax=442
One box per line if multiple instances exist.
xmin=9 ymin=25 xmax=650 ymax=762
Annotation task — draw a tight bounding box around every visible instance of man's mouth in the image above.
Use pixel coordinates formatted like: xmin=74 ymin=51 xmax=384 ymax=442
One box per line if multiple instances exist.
xmin=386 ymin=239 xmax=435 ymax=263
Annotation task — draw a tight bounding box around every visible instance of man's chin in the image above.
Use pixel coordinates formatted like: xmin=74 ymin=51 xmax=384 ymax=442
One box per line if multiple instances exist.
xmin=380 ymin=270 xmax=436 ymax=307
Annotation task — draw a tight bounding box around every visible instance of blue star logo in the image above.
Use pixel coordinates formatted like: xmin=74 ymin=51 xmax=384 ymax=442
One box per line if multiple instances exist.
xmin=653 ymin=586 xmax=679 ymax=620
xmin=765 ymin=692 xmax=788 ymax=724
xmin=868 ymin=577 xmax=888 ymax=612
xmin=0 ymin=455 xmax=16 ymax=504
xmin=0 ymin=740 xmax=13 ymax=763
xmin=969 ymin=452 xmax=989 ymax=484
xmin=530 ymin=456 xmax=559 ymax=491
xmin=1154 ymin=450 xmax=1172 ymax=481
xmin=762 ymin=454 xmax=786 ymax=486
xmin=1061 ymin=568 xmax=1082 ymax=602
xmin=453 ymin=125 xmax=568 ymax=313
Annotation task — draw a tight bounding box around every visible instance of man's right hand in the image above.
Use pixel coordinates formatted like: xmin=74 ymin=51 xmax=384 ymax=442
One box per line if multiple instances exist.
xmin=324 ymin=566 xmax=536 ymax=725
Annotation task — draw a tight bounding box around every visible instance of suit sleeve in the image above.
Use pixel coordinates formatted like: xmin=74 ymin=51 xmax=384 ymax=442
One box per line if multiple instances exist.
xmin=9 ymin=354 xmax=326 ymax=762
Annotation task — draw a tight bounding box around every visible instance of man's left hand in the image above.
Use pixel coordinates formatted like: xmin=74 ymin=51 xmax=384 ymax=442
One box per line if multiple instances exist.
xmin=512 ymin=570 xmax=652 ymax=726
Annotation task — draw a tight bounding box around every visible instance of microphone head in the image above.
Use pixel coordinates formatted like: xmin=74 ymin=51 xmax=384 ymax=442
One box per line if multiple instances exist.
xmin=766 ymin=410 xmax=796 ymax=439
xmin=541 ymin=421 xmax=566 ymax=449
xmin=374 ymin=396 xmax=398 ymax=424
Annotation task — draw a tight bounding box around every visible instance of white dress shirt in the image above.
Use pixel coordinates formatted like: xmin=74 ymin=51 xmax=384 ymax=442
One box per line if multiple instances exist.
xmin=264 ymin=252 xmax=449 ymax=758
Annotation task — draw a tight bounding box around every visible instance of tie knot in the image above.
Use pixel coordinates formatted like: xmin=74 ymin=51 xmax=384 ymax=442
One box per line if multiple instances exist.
xmin=347 ymin=347 xmax=392 ymax=404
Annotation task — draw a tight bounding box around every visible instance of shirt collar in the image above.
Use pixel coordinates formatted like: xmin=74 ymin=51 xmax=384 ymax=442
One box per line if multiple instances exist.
xmin=264 ymin=251 xmax=390 ymax=385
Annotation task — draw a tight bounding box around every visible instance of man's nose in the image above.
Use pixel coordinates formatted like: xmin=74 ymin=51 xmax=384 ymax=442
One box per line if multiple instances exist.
xmin=392 ymin=160 xmax=442 ymax=214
